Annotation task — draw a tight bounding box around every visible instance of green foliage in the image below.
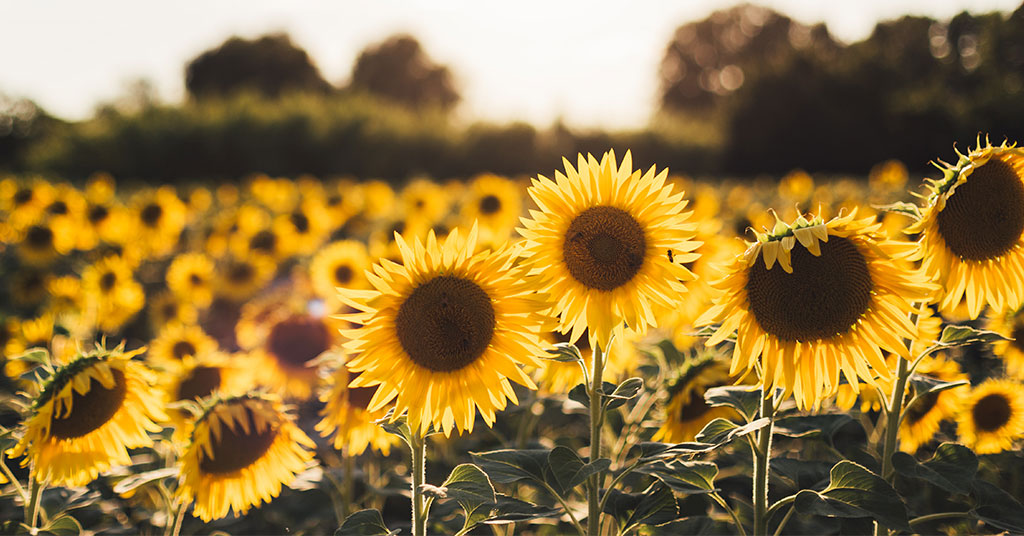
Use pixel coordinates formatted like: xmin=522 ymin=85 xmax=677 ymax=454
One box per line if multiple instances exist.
xmin=893 ymin=442 xmax=978 ymax=495
xmin=638 ymin=460 xmax=719 ymax=495
xmin=336 ymin=509 xmax=397 ymax=536
xmin=794 ymin=461 xmax=912 ymax=532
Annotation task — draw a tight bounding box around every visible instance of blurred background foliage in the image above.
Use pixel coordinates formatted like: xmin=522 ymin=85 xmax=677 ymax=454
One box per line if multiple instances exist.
xmin=3 ymin=2 xmax=1024 ymax=183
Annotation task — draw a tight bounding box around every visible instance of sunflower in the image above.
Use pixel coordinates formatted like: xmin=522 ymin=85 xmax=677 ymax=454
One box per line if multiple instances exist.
xmin=653 ymin=356 xmax=739 ymax=443
xmin=176 ymin=393 xmax=315 ymax=521
xmin=250 ymin=313 xmax=336 ymax=400
xmin=162 ymin=354 xmax=251 ymax=444
xmin=899 ymin=353 xmax=968 ymax=453
xmin=129 ymin=187 xmax=187 ymax=258
xmin=216 ymin=255 xmax=277 ymax=302
xmin=15 ymin=216 xmax=76 ymax=266
xmin=339 ymin=225 xmax=550 ymax=436
xmin=698 ymin=211 xmax=935 ymax=410
xmin=166 ymin=252 xmax=216 ymax=308
xmin=316 ymin=363 xmax=399 ymax=456
xmin=45 ymin=275 xmax=84 ymax=317
xmin=400 ymin=178 xmax=450 ymax=227
xmin=956 ymin=379 xmax=1024 ymax=455
xmin=518 ymin=150 xmax=700 ymax=349
xmin=908 ymin=139 xmax=1024 ymax=319
xmin=10 ymin=268 xmax=50 ymax=307
xmin=149 ymin=323 xmax=219 ymax=367
xmin=988 ymin=303 xmax=1024 ymax=378
xmin=537 ymin=325 xmax=638 ymax=395
xmin=147 ymin=291 xmax=199 ymax=332
xmin=81 ymin=255 xmax=145 ymax=333
xmin=459 ymin=173 xmax=523 ymax=248
xmin=360 ymin=180 xmax=396 ymax=220
xmin=273 ymin=199 xmax=331 ymax=256
xmin=309 ymin=240 xmax=370 ymax=304
xmin=8 ymin=344 xmax=166 ymax=486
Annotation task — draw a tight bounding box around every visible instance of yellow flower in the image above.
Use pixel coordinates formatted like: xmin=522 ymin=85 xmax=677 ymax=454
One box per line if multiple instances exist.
xmin=956 ymin=379 xmax=1024 ymax=455
xmin=166 ymin=253 xmax=216 ymax=308
xmin=316 ymin=363 xmax=399 ymax=455
xmin=14 ymin=217 xmax=76 ymax=266
xmin=698 ymin=211 xmax=935 ymax=410
xmin=81 ymin=255 xmax=145 ymax=333
xmin=129 ymin=187 xmax=187 ymax=258
xmin=8 ymin=344 xmax=166 ymax=486
xmin=908 ymin=139 xmax=1024 ymax=318
xmin=273 ymin=199 xmax=331 ymax=256
xmin=899 ymin=353 xmax=968 ymax=453
xmin=215 ymin=255 xmax=277 ymax=302
xmin=518 ymin=150 xmax=700 ymax=349
xmin=162 ymin=354 xmax=251 ymax=445
xmin=310 ymin=240 xmax=370 ymax=304
xmin=250 ymin=314 xmax=336 ymax=401
xmin=653 ymin=356 xmax=739 ymax=443
xmin=458 ymin=173 xmax=523 ymax=248
xmin=176 ymin=394 xmax=315 ymax=521
xmin=147 ymin=291 xmax=199 ymax=332
xmin=148 ymin=323 xmax=219 ymax=367
xmin=339 ymin=225 xmax=550 ymax=436
xmin=400 ymin=178 xmax=450 ymax=227
xmin=988 ymin=303 xmax=1024 ymax=378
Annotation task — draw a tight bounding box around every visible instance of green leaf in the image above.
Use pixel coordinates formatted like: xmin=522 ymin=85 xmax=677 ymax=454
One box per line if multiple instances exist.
xmin=771 ymin=458 xmax=832 ymax=492
xmin=695 ymin=417 xmax=769 ymax=448
xmin=971 ymin=479 xmax=1024 ymax=533
xmin=892 ymin=442 xmax=977 ymax=495
xmin=651 ymin=516 xmax=734 ymax=535
xmin=774 ymin=414 xmax=855 ymax=443
xmin=629 ymin=441 xmax=718 ymax=463
xmin=908 ymin=374 xmax=970 ymax=400
xmin=112 ymin=467 xmax=179 ymax=495
xmin=794 ymin=461 xmax=911 ymax=532
xmin=937 ymin=325 xmax=1008 ymax=347
xmin=38 ymin=515 xmax=81 ymax=536
xmin=604 ymin=377 xmax=644 ymax=410
xmin=442 ymin=464 xmax=496 ymax=527
xmin=704 ymin=385 xmax=761 ymax=422
xmin=374 ymin=409 xmax=414 ymax=448
xmin=546 ymin=446 xmax=610 ymax=494
xmin=470 ymin=449 xmax=549 ymax=484
xmin=638 ymin=460 xmax=718 ymax=494
xmin=624 ymin=483 xmax=679 ymax=530
xmin=546 ymin=342 xmax=583 ymax=363
xmin=875 ymin=201 xmax=922 ymax=221
xmin=12 ymin=348 xmax=50 ymax=367
xmin=484 ymin=494 xmax=562 ymax=524
xmin=335 ymin=509 xmax=397 ymax=536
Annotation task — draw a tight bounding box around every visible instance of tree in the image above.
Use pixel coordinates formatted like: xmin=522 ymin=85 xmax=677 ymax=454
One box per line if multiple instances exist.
xmin=0 ymin=95 xmax=60 ymax=172
xmin=348 ymin=34 xmax=459 ymax=111
xmin=185 ymin=33 xmax=331 ymax=100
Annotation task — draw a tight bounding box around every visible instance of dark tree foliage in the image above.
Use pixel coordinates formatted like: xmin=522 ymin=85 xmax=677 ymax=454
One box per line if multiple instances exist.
xmin=0 ymin=95 xmax=60 ymax=172
xmin=185 ymin=33 xmax=332 ymax=100
xmin=348 ymin=34 xmax=460 ymax=112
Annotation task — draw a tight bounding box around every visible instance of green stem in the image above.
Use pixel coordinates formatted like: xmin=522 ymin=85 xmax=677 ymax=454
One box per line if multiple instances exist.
xmin=873 ymin=356 xmax=911 ymax=536
xmin=410 ymin=431 xmax=428 ymax=536
xmin=588 ymin=342 xmax=606 ymax=536
xmin=765 ymin=494 xmax=796 ymax=519
xmin=597 ymin=460 xmax=641 ymax=515
xmin=752 ymin=386 xmax=775 ymax=536
xmin=771 ymin=506 xmax=795 ymax=536
xmin=711 ymin=492 xmax=747 ymax=536
xmin=170 ymin=500 xmax=187 ymax=536
xmin=908 ymin=511 xmax=971 ymax=527
xmin=0 ymin=456 xmax=27 ymax=503
xmin=25 ymin=473 xmax=43 ymax=529
xmin=342 ymin=450 xmax=356 ymax=520
xmin=539 ymin=480 xmax=586 ymax=536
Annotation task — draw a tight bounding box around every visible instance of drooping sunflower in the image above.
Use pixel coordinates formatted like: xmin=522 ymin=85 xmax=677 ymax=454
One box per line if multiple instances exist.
xmin=176 ymin=394 xmax=315 ymax=521
xmin=908 ymin=139 xmax=1024 ymax=319
xmin=653 ymin=355 xmax=739 ymax=443
xmin=166 ymin=252 xmax=216 ymax=309
xmin=250 ymin=313 xmax=337 ymax=400
xmin=316 ymin=363 xmax=399 ymax=456
xmin=518 ymin=150 xmax=700 ymax=349
xmin=161 ymin=354 xmax=251 ymax=444
xmin=81 ymin=255 xmax=145 ymax=333
xmin=956 ymin=379 xmax=1024 ymax=454
xmin=309 ymin=240 xmax=370 ymax=303
xmin=988 ymin=303 xmax=1024 ymax=378
xmin=8 ymin=344 xmax=166 ymax=486
xmin=698 ymin=211 xmax=936 ymax=410
xmin=148 ymin=323 xmax=219 ymax=367
xmin=339 ymin=225 xmax=551 ymax=436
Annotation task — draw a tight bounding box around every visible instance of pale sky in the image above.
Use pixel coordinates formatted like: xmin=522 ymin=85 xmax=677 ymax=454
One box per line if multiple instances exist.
xmin=2 ymin=0 xmax=1020 ymax=129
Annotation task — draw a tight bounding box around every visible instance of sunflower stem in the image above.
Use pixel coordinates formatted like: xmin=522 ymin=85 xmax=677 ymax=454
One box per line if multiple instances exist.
xmin=0 ymin=455 xmax=27 ymax=504
xmin=752 ymin=386 xmax=775 ymax=536
xmin=875 ymin=354 xmax=911 ymax=536
xmin=410 ymin=430 xmax=428 ymax=536
xmin=26 ymin=474 xmax=43 ymax=529
xmin=170 ymin=499 xmax=187 ymax=536
xmin=588 ymin=341 xmax=606 ymax=536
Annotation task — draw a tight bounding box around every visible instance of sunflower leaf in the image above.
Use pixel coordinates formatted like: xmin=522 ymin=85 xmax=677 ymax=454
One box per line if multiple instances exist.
xmin=546 ymin=342 xmax=583 ymax=363
xmin=892 ymin=442 xmax=977 ymax=495
xmin=695 ymin=417 xmax=769 ymax=448
xmin=441 ymin=464 xmax=497 ymax=528
xmin=774 ymin=414 xmax=855 ymax=444
xmin=629 ymin=441 xmax=719 ymax=463
xmin=546 ymin=446 xmax=610 ymax=494
xmin=470 ymin=449 xmax=549 ymax=485
xmin=794 ymin=461 xmax=911 ymax=532
xmin=637 ymin=460 xmax=718 ymax=494
xmin=937 ymin=325 xmax=1008 ymax=347
xmin=704 ymin=385 xmax=761 ymax=422
xmin=38 ymin=515 xmax=82 ymax=536
xmin=623 ymin=483 xmax=679 ymax=530
xmin=335 ymin=509 xmax=397 ymax=536
xmin=112 ymin=467 xmax=179 ymax=495
xmin=908 ymin=374 xmax=970 ymax=400
xmin=604 ymin=377 xmax=644 ymax=410
xmin=971 ymin=479 xmax=1024 ymax=533
xmin=875 ymin=201 xmax=922 ymax=221
xmin=483 ymin=494 xmax=562 ymax=524
xmin=567 ymin=382 xmax=618 ymax=409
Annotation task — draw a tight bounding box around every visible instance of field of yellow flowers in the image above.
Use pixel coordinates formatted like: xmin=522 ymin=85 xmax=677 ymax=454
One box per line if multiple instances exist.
xmin=1 ymin=142 xmax=1023 ymax=536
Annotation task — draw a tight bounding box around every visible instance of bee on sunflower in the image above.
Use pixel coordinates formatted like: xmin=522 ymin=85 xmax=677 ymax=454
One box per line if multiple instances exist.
xmin=653 ymin=355 xmax=739 ymax=443
xmin=8 ymin=343 xmax=166 ymax=486
xmin=176 ymin=393 xmax=315 ymax=521
xmin=956 ymin=378 xmax=1024 ymax=454
xmin=908 ymin=138 xmax=1024 ymax=319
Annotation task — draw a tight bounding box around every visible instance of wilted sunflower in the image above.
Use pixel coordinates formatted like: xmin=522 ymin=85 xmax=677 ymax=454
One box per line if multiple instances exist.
xmin=518 ymin=150 xmax=700 ymax=349
xmin=339 ymin=225 xmax=550 ymax=436
xmin=310 ymin=240 xmax=370 ymax=303
xmin=316 ymin=363 xmax=399 ymax=455
xmin=908 ymin=139 xmax=1024 ymax=319
xmin=166 ymin=253 xmax=216 ymax=309
xmin=149 ymin=323 xmax=219 ymax=366
xmin=898 ymin=353 xmax=968 ymax=453
xmin=8 ymin=344 xmax=166 ymax=486
xmin=176 ymin=394 xmax=315 ymax=521
xmin=81 ymin=255 xmax=145 ymax=332
xmin=988 ymin=303 xmax=1024 ymax=378
xmin=956 ymin=379 xmax=1024 ymax=454
xmin=653 ymin=356 xmax=738 ymax=443
xmin=698 ymin=211 xmax=935 ymax=410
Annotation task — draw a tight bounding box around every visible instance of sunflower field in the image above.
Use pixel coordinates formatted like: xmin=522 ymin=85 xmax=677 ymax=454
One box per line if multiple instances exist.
xmin=1 ymin=140 xmax=1024 ymax=536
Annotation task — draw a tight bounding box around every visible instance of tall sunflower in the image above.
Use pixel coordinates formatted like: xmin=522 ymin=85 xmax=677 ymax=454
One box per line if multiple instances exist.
xmin=339 ymin=225 xmax=550 ymax=436
xmin=653 ymin=356 xmax=739 ymax=443
xmin=908 ymin=139 xmax=1024 ymax=319
xmin=518 ymin=150 xmax=700 ymax=349
xmin=697 ymin=211 xmax=935 ymax=410
xmin=316 ymin=363 xmax=399 ymax=456
xmin=956 ymin=379 xmax=1024 ymax=455
xmin=177 ymin=394 xmax=315 ymax=521
xmin=8 ymin=344 xmax=166 ymax=486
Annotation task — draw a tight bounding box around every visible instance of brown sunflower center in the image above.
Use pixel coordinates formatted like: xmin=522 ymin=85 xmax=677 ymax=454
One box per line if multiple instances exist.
xmin=13 ymin=188 xmax=33 ymax=205
xmin=88 ymin=205 xmax=110 ymax=223
xmin=746 ymin=236 xmax=873 ymax=342
xmin=47 ymin=201 xmax=68 ymax=215
xmin=904 ymin=390 xmax=940 ymax=424
xmin=973 ymin=393 xmax=1013 ymax=432
xmin=346 ymin=371 xmax=376 ymax=410
xmin=678 ymin=388 xmax=713 ymax=421
xmin=267 ymin=316 xmax=331 ymax=369
xmin=50 ymin=368 xmax=127 ymax=439
xmin=140 ymin=203 xmax=163 ymax=227
xmin=563 ymin=206 xmax=647 ymax=291
xmin=291 ymin=212 xmax=310 ymax=233
xmin=1010 ymin=323 xmax=1024 ymax=353
xmin=334 ymin=264 xmax=354 ymax=285
xmin=99 ymin=271 xmax=117 ymax=292
xmin=936 ymin=158 xmax=1024 ymax=261
xmin=172 ymin=340 xmax=198 ymax=360
xmin=479 ymin=195 xmax=501 ymax=214
xmin=250 ymin=230 xmax=277 ymax=253
xmin=198 ymin=406 xmax=278 ymax=474
xmin=395 ymin=275 xmax=495 ymax=372
xmin=189 ymin=273 xmax=204 ymax=286
xmin=228 ymin=262 xmax=255 ymax=283
xmin=176 ymin=366 xmax=222 ymax=401
xmin=26 ymin=225 xmax=54 ymax=248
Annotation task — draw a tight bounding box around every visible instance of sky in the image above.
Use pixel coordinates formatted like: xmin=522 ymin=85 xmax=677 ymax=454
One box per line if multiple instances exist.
xmin=2 ymin=0 xmax=1021 ymax=129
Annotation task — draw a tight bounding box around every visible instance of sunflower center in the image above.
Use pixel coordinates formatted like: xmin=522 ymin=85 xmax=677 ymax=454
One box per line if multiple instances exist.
xmin=189 ymin=273 xmax=204 ymax=286
xmin=47 ymin=201 xmax=68 ymax=215
xmin=973 ymin=393 xmax=1013 ymax=432
xmin=678 ymin=389 xmax=713 ymax=421
xmin=199 ymin=406 xmax=278 ymax=474
xmin=479 ymin=195 xmax=501 ymax=214
xmin=395 ymin=275 xmax=495 ymax=372
xmin=99 ymin=271 xmax=117 ymax=292
xmin=334 ymin=264 xmax=354 ymax=285
xmin=228 ymin=262 xmax=255 ymax=283
xmin=140 ymin=203 xmax=163 ymax=227
xmin=267 ymin=316 xmax=331 ymax=369
xmin=904 ymin=390 xmax=940 ymax=424
xmin=13 ymin=188 xmax=33 ymax=205
xmin=937 ymin=158 xmax=1024 ymax=261
xmin=50 ymin=368 xmax=127 ymax=439
xmin=172 ymin=341 xmax=198 ymax=360
xmin=291 ymin=212 xmax=310 ymax=233
xmin=26 ymin=225 xmax=54 ymax=248
xmin=563 ymin=206 xmax=647 ymax=291
xmin=88 ymin=205 xmax=109 ymax=223
xmin=346 ymin=372 xmax=376 ymax=410
xmin=1011 ymin=324 xmax=1024 ymax=353
xmin=745 ymin=236 xmax=873 ymax=342
xmin=176 ymin=366 xmax=222 ymax=401
xmin=250 ymin=230 xmax=277 ymax=253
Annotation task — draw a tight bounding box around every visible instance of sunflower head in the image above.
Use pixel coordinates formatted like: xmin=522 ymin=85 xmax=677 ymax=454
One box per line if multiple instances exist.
xmin=315 ymin=362 xmax=399 ymax=455
xmin=518 ymin=150 xmax=700 ymax=349
xmin=956 ymin=378 xmax=1024 ymax=455
xmin=653 ymin=354 xmax=739 ymax=443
